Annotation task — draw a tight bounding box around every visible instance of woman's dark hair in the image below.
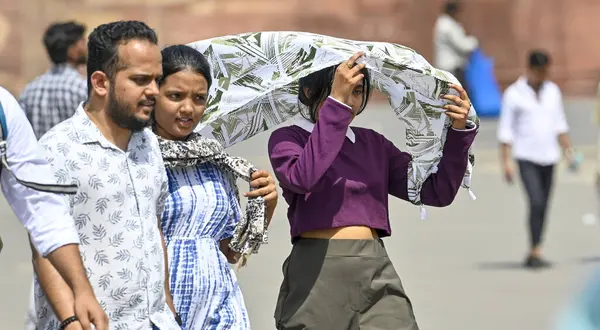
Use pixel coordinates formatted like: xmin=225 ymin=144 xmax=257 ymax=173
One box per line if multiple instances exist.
xmin=159 ymin=45 xmax=212 ymax=88
xmin=298 ymin=65 xmax=371 ymax=123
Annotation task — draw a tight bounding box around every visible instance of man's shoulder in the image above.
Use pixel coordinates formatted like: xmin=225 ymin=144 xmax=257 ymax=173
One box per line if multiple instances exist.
xmin=38 ymin=118 xmax=77 ymax=147
xmin=503 ymin=80 xmax=522 ymax=96
xmin=0 ymin=86 xmax=18 ymax=108
xmin=544 ymin=80 xmax=561 ymax=94
xmin=21 ymin=69 xmax=86 ymax=94
xmin=434 ymin=15 xmax=454 ymax=31
xmin=63 ymin=70 xmax=87 ymax=88
xmin=139 ymin=127 xmax=160 ymax=148
xmin=132 ymin=128 xmax=163 ymax=159
xmin=19 ymin=74 xmax=50 ymax=96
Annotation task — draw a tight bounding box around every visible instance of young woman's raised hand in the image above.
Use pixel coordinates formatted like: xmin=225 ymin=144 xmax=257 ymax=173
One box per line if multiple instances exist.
xmin=330 ymin=52 xmax=366 ymax=105
xmin=441 ymin=84 xmax=472 ymax=130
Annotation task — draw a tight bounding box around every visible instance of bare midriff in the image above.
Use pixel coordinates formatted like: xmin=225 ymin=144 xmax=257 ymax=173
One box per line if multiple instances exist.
xmin=299 ymin=225 xmax=379 ymax=240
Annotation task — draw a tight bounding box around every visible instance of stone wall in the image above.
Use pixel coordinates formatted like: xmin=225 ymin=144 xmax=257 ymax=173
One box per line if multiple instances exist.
xmin=0 ymin=0 xmax=598 ymax=97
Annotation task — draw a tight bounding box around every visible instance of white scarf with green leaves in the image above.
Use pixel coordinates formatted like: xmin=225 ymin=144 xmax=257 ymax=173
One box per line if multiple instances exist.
xmin=189 ymin=31 xmax=479 ymax=213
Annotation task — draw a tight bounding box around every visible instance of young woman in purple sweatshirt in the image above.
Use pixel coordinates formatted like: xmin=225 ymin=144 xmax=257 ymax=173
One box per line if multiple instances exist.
xmin=268 ymin=52 xmax=478 ymax=330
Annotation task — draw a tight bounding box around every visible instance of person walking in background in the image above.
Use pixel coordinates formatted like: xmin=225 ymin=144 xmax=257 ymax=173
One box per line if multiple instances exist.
xmin=433 ymin=0 xmax=478 ymax=90
xmin=19 ymin=21 xmax=88 ymax=139
xmin=0 ymin=85 xmax=108 ymax=330
xmin=498 ymin=50 xmax=576 ymax=269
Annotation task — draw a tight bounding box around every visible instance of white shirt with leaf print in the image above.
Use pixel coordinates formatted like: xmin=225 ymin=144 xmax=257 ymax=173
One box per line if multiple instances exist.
xmin=28 ymin=104 xmax=180 ymax=330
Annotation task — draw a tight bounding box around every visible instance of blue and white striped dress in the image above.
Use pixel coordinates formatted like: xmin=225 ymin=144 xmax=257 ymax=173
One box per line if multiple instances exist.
xmin=161 ymin=162 xmax=251 ymax=330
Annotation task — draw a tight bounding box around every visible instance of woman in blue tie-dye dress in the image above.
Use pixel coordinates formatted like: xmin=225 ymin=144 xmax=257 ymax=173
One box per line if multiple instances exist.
xmin=152 ymin=45 xmax=278 ymax=329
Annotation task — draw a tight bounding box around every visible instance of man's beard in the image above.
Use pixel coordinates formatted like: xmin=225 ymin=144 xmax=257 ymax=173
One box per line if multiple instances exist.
xmin=107 ymin=85 xmax=151 ymax=132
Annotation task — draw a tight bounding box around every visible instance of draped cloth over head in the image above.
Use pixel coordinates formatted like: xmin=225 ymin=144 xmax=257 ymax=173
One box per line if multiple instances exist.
xmin=187 ymin=31 xmax=479 ymax=209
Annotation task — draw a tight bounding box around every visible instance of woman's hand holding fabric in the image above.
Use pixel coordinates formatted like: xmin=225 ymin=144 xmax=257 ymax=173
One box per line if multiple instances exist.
xmin=330 ymin=52 xmax=366 ymax=105
xmin=441 ymin=84 xmax=472 ymax=130
xmin=245 ymin=169 xmax=278 ymax=226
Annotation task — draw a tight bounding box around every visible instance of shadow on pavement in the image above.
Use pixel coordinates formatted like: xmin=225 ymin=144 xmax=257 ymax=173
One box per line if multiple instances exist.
xmin=475 ymin=261 xmax=526 ymax=270
xmin=579 ymin=256 xmax=600 ymax=264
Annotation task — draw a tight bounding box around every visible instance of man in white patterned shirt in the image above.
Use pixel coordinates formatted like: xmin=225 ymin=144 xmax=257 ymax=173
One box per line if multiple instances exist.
xmin=29 ymin=21 xmax=180 ymax=330
xmin=19 ymin=21 xmax=88 ymax=139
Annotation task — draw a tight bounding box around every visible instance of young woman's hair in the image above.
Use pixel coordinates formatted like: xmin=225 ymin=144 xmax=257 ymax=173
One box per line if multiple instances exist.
xmin=159 ymin=44 xmax=212 ymax=87
xmin=152 ymin=45 xmax=212 ymax=129
xmin=298 ymin=65 xmax=372 ymax=123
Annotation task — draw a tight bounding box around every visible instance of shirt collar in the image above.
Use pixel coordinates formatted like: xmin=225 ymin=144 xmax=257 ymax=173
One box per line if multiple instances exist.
xmin=517 ymin=76 xmax=548 ymax=94
xmin=72 ymin=102 xmax=146 ymax=151
xmin=50 ymin=63 xmax=78 ymax=75
xmin=293 ymin=116 xmax=356 ymax=143
xmin=440 ymin=14 xmax=460 ymax=27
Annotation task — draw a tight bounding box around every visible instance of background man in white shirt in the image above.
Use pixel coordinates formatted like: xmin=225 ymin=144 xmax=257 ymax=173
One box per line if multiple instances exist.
xmin=497 ymin=50 xmax=575 ymax=269
xmin=0 ymin=86 xmax=107 ymax=330
xmin=433 ymin=0 xmax=478 ymax=91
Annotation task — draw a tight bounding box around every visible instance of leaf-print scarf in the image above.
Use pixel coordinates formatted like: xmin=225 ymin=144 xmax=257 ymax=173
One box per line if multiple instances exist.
xmin=187 ymin=31 xmax=479 ymax=216
xmin=157 ymin=132 xmax=267 ymax=268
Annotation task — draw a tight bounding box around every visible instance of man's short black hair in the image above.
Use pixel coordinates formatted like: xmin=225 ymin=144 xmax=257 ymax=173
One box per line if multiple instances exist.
xmin=43 ymin=21 xmax=86 ymax=65
xmin=528 ymin=50 xmax=551 ymax=68
xmin=444 ymin=1 xmax=461 ymax=15
xmin=86 ymin=20 xmax=158 ymax=95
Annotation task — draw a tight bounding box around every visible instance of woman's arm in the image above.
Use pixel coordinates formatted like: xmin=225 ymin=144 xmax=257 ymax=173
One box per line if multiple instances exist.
xmin=268 ymin=97 xmax=352 ymax=194
xmin=388 ymin=83 xmax=478 ymax=206
xmin=386 ymin=127 xmax=477 ymax=206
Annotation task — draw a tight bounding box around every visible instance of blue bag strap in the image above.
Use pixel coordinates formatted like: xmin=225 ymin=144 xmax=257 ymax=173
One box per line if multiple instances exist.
xmin=0 ymin=100 xmax=7 ymax=141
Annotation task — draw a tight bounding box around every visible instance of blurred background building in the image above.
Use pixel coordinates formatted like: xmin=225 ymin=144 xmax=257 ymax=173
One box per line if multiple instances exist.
xmin=1 ymin=0 xmax=599 ymax=97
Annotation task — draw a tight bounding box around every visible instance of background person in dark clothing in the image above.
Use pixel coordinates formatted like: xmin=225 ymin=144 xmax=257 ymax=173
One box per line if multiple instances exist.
xmin=497 ymin=50 xmax=576 ymax=269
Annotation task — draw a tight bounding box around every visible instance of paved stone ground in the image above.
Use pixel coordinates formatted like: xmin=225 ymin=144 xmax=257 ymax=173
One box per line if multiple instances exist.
xmin=1 ymin=99 xmax=599 ymax=329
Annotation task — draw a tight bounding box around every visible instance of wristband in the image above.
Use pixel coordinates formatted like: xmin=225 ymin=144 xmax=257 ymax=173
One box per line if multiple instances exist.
xmin=175 ymin=313 xmax=183 ymax=326
xmin=59 ymin=316 xmax=78 ymax=330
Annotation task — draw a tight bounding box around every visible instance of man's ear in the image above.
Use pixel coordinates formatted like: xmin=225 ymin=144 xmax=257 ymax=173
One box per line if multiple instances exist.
xmin=90 ymin=71 xmax=110 ymax=97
